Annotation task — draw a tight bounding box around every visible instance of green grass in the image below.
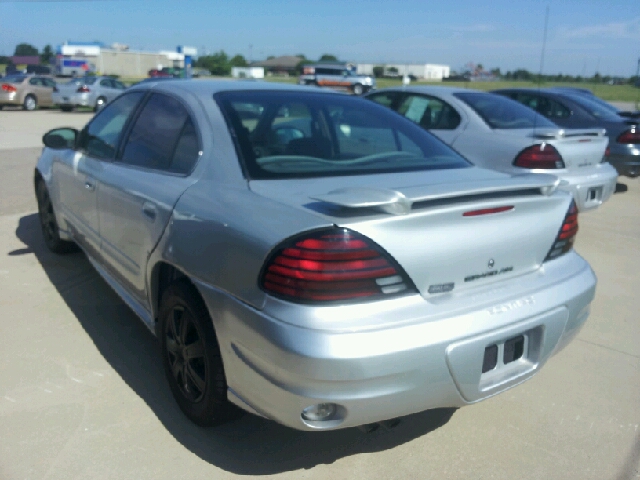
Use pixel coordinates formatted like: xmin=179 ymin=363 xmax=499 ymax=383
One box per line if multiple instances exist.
xmin=262 ymin=75 xmax=640 ymax=105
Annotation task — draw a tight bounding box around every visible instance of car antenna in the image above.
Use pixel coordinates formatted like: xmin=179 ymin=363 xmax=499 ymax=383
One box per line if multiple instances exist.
xmin=534 ymin=5 xmax=550 ymax=135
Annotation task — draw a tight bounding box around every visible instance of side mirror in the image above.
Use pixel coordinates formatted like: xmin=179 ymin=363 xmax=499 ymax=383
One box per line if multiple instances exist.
xmin=43 ymin=128 xmax=78 ymax=150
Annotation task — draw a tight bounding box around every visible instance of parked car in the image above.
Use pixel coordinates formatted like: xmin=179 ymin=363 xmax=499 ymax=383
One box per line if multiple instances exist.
xmin=35 ymin=81 xmax=596 ymax=431
xmin=548 ymin=87 xmax=640 ymax=120
xmin=493 ymin=88 xmax=640 ymax=177
xmin=298 ymin=63 xmax=375 ymax=95
xmin=366 ymin=87 xmax=617 ymax=211
xmin=0 ymin=75 xmax=57 ymax=110
xmin=52 ymin=76 xmax=127 ymax=112
xmin=148 ymin=68 xmax=173 ymax=78
xmin=192 ymin=69 xmax=211 ymax=77
xmin=26 ymin=65 xmax=52 ymax=75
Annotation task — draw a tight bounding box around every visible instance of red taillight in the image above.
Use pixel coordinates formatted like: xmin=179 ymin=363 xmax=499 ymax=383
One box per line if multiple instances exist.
xmin=545 ymin=200 xmax=578 ymax=262
xmin=514 ymin=143 xmax=565 ymax=169
xmin=463 ymin=206 xmax=514 ymax=217
xmin=260 ymin=228 xmax=414 ymax=302
xmin=77 ymin=86 xmax=90 ymax=93
xmin=617 ymin=128 xmax=640 ymax=144
xmin=1 ymin=84 xmax=17 ymax=93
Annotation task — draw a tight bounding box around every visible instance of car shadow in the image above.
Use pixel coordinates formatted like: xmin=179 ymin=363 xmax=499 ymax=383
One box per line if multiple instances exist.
xmin=13 ymin=213 xmax=456 ymax=475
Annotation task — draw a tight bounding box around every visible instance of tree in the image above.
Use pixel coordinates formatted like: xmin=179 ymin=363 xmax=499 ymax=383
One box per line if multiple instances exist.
xmin=319 ymin=54 xmax=338 ymax=62
xmin=14 ymin=43 xmax=38 ymax=56
xmin=388 ymin=66 xmax=399 ymax=75
xmin=372 ymin=66 xmax=384 ymax=78
xmin=229 ymin=54 xmax=248 ymax=67
xmin=294 ymin=55 xmax=309 ymax=75
xmin=40 ymin=44 xmax=54 ymax=64
xmin=196 ymin=50 xmax=230 ymax=76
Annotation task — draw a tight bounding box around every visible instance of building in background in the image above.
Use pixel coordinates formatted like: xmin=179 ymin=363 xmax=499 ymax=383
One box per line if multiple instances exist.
xmin=55 ymin=41 xmax=185 ymax=78
xmin=251 ymin=56 xmax=303 ymax=76
xmin=356 ymin=63 xmax=450 ymax=80
xmin=231 ymin=67 xmax=265 ymax=79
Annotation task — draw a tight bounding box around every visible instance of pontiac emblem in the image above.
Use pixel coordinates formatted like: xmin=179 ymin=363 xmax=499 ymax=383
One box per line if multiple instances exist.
xmin=488 ymin=259 xmax=495 ymax=268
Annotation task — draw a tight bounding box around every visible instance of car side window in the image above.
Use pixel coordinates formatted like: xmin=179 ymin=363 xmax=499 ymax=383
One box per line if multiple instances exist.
xmin=43 ymin=78 xmax=56 ymax=88
xmin=367 ymin=92 xmax=400 ymax=109
xmin=397 ymin=94 xmax=461 ymax=130
xmin=114 ymin=80 xmax=126 ymax=90
xmin=79 ymin=92 xmax=145 ymax=159
xmin=119 ymin=93 xmax=199 ymax=173
xmin=539 ymin=96 xmax=571 ymax=119
xmin=100 ymin=79 xmax=111 ymax=87
xmin=170 ymin=118 xmax=200 ymax=174
xmin=29 ymin=78 xmax=41 ymax=86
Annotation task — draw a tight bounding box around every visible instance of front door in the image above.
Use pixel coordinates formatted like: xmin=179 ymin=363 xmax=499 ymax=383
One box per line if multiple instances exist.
xmin=97 ymin=92 xmax=200 ymax=307
xmin=53 ymin=91 xmax=145 ymax=257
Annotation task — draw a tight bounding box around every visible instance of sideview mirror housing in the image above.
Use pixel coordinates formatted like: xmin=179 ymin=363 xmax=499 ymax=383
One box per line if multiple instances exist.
xmin=43 ymin=128 xmax=78 ymax=150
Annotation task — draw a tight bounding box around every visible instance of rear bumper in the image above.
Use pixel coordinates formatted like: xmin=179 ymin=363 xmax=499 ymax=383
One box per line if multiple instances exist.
xmin=194 ymin=252 xmax=596 ymax=431
xmin=52 ymin=92 xmax=93 ymax=107
xmin=606 ymin=151 xmax=640 ymax=178
xmin=0 ymin=92 xmax=19 ymax=105
xmin=557 ymin=163 xmax=618 ymax=211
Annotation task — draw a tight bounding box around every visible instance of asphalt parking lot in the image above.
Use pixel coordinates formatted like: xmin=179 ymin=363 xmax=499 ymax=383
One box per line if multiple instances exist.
xmin=0 ymin=109 xmax=638 ymax=480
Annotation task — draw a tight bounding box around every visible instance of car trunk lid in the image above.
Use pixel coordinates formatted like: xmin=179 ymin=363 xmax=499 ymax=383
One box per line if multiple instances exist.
xmin=250 ymin=168 xmax=571 ymax=298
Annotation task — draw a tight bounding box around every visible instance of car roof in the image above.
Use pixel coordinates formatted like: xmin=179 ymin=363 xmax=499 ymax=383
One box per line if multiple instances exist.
xmin=134 ymin=79 xmax=342 ymax=96
xmin=370 ymin=86 xmax=484 ymax=97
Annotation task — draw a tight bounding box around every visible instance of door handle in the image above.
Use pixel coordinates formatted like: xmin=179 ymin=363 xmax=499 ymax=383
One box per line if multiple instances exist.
xmin=84 ymin=179 xmax=96 ymax=191
xmin=142 ymin=202 xmax=157 ymax=220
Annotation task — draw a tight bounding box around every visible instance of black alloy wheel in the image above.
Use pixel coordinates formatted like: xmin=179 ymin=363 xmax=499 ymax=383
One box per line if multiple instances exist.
xmin=165 ymin=304 xmax=208 ymax=403
xmin=35 ymin=181 xmax=78 ymax=254
xmin=159 ymin=281 xmax=241 ymax=426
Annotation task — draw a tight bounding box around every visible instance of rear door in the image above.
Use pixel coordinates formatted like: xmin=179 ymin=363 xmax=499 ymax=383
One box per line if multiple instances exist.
xmin=395 ymin=93 xmax=465 ymax=144
xmin=369 ymin=91 xmax=466 ymax=145
xmin=39 ymin=77 xmax=56 ymax=106
xmin=27 ymin=77 xmax=48 ymax=105
xmin=97 ymin=92 xmax=201 ymax=306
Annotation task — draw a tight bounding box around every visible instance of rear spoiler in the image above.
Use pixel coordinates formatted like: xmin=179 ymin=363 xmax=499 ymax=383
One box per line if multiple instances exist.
xmin=531 ymin=128 xmax=607 ymax=140
xmin=310 ymin=173 xmax=561 ymax=216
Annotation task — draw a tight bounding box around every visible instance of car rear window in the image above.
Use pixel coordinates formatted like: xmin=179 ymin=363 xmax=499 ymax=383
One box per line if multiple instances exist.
xmin=563 ymin=94 xmax=622 ymax=121
xmin=455 ymin=92 xmax=557 ymax=129
xmin=215 ymin=91 xmax=470 ymax=179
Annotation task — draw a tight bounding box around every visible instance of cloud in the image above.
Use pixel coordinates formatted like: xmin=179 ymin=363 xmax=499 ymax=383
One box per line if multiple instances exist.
xmin=559 ymin=17 xmax=640 ymax=40
xmin=452 ymin=24 xmax=496 ymax=33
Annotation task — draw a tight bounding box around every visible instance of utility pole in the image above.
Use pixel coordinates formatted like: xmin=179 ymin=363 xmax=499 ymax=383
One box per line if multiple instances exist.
xmin=249 ymin=44 xmax=253 ymax=64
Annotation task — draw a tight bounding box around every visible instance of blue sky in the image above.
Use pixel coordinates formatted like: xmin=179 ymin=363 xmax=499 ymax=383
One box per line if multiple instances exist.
xmin=1 ymin=0 xmax=639 ymax=76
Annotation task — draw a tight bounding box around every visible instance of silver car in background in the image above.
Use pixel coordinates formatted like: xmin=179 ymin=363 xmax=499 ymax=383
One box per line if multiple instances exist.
xmin=52 ymin=76 xmax=127 ymax=112
xmin=35 ymin=81 xmax=595 ymax=431
xmin=367 ymin=87 xmax=618 ymax=212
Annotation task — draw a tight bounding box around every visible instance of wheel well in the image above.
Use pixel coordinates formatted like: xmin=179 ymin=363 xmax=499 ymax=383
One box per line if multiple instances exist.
xmin=34 ymin=169 xmax=44 ymax=190
xmin=153 ymin=262 xmax=193 ymax=322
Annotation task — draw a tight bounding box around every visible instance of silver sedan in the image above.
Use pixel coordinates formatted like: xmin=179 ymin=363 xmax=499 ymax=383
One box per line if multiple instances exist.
xmin=35 ymin=80 xmax=596 ymax=431
xmin=366 ymin=87 xmax=618 ymax=212
xmin=52 ymin=76 xmax=127 ymax=112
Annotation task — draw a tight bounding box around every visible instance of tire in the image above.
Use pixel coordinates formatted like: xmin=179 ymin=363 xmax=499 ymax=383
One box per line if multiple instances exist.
xmin=352 ymin=83 xmax=364 ymax=96
xmin=35 ymin=180 xmax=78 ymax=254
xmin=60 ymin=106 xmax=74 ymax=112
xmin=94 ymin=97 xmax=106 ymax=113
xmin=159 ymin=280 xmax=241 ymax=427
xmin=23 ymin=94 xmax=37 ymax=111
